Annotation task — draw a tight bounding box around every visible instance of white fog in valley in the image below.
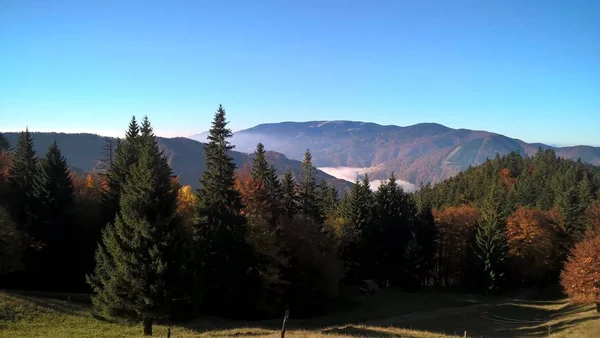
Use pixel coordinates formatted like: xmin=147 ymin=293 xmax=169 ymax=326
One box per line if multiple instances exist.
xmin=318 ymin=167 xmax=417 ymax=192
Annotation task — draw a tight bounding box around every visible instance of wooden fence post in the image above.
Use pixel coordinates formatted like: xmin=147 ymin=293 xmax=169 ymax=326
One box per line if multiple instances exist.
xmin=281 ymin=307 xmax=290 ymax=338
xmin=167 ymin=327 xmax=171 ymax=338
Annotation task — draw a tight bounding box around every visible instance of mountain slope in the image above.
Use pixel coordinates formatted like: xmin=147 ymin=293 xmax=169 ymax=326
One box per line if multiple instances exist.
xmin=2 ymin=132 xmax=352 ymax=192
xmin=191 ymin=121 xmax=600 ymax=185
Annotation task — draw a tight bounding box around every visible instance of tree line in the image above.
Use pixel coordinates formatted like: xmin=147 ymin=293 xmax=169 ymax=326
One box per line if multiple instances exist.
xmin=0 ymin=107 xmax=598 ymax=336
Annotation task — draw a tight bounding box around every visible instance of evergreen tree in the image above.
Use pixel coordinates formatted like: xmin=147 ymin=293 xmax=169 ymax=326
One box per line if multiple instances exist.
xmin=8 ymin=129 xmax=38 ymax=230
xmin=340 ymin=176 xmax=376 ymax=282
xmin=557 ymin=187 xmax=586 ymax=241
xmin=403 ymin=237 xmax=424 ymax=291
xmin=192 ymin=105 xmax=257 ymax=316
xmin=87 ymin=118 xmax=180 ymax=336
xmin=251 ymin=144 xmax=282 ymax=226
xmin=473 ymin=185 xmax=507 ymax=293
xmin=30 ymin=141 xmax=75 ymax=289
xmin=101 ymin=117 xmax=141 ymax=224
xmin=281 ymin=171 xmax=298 ymax=219
xmin=298 ymin=150 xmax=321 ymax=224
xmin=374 ymin=173 xmax=414 ymax=287
xmin=0 ymin=133 xmax=10 ymax=152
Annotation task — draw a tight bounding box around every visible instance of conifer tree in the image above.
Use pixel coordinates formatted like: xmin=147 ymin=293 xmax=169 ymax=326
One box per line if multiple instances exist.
xmin=87 ymin=118 xmax=180 ymax=336
xmin=193 ymin=105 xmax=257 ymax=316
xmin=473 ymin=185 xmax=507 ymax=293
xmin=251 ymin=144 xmax=282 ymax=226
xmin=298 ymin=150 xmax=321 ymax=224
xmin=557 ymin=187 xmax=586 ymax=241
xmin=0 ymin=133 xmax=10 ymax=152
xmin=101 ymin=117 xmax=140 ymax=224
xmin=281 ymin=171 xmax=298 ymax=219
xmin=8 ymin=129 xmax=38 ymax=229
xmin=340 ymin=176 xmax=376 ymax=282
xmin=30 ymin=141 xmax=75 ymax=288
xmin=374 ymin=173 xmax=415 ymax=286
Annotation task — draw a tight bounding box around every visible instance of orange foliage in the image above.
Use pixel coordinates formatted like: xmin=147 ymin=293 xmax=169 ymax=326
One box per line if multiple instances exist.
xmin=433 ymin=204 xmax=480 ymax=286
xmin=560 ymin=234 xmax=600 ymax=305
xmin=506 ymin=207 xmax=556 ymax=280
xmin=499 ymin=168 xmax=516 ymax=190
xmin=235 ymin=166 xmax=269 ymax=224
xmin=176 ymin=185 xmax=197 ymax=231
xmin=72 ymin=172 xmax=102 ymax=201
xmin=0 ymin=151 xmax=11 ymax=182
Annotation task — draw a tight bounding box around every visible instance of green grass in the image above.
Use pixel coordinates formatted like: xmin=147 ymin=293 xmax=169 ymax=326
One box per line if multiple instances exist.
xmin=1 ymin=288 xmax=598 ymax=337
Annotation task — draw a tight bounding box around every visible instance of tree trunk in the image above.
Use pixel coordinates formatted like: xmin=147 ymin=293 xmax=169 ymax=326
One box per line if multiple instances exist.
xmin=596 ymin=303 xmax=600 ymax=313
xmin=143 ymin=318 xmax=153 ymax=336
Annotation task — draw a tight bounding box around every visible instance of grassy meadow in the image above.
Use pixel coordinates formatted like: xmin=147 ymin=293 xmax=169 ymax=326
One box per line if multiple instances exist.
xmin=0 ymin=288 xmax=597 ymax=338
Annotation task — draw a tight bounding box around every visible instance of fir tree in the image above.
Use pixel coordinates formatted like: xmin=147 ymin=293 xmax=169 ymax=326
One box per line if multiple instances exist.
xmin=101 ymin=117 xmax=141 ymax=224
xmin=340 ymin=176 xmax=376 ymax=282
xmin=8 ymin=129 xmax=38 ymax=229
xmin=281 ymin=171 xmax=298 ymax=219
xmin=251 ymin=144 xmax=282 ymax=226
xmin=473 ymin=185 xmax=507 ymax=293
xmin=374 ymin=173 xmax=415 ymax=287
xmin=87 ymin=118 xmax=180 ymax=336
xmin=193 ymin=105 xmax=257 ymax=316
xmin=0 ymin=133 xmax=10 ymax=152
xmin=30 ymin=141 xmax=75 ymax=288
xmin=298 ymin=150 xmax=322 ymax=224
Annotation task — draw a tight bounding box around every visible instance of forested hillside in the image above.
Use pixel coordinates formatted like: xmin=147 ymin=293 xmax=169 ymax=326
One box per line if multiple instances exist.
xmin=0 ymin=109 xmax=599 ymax=336
xmin=1 ymin=132 xmax=351 ymax=192
xmin=201 ymin=120 xmax=600 ymax=185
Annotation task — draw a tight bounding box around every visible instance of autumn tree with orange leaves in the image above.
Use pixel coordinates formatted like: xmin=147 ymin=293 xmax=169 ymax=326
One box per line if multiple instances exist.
xmin=433 ymin=204 xmax=480 ymax=286
xmin=561 ymin=234 xmax=600 ymax=313
xmin=176 ymin=185 xmax=198 ymax=233
xmin=506 ymin=207 xmax=556 ymax=282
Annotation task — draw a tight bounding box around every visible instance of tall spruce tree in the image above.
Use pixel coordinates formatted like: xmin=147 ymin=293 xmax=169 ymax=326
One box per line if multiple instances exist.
xmin=8 ymin=129 xmax=38 ymax=230
xmin=193 ymin=105 xmax=257 ymax=316
xmin=298 ymin=150 xmax=321 ymax=224
xmin=0 ymin=133 xmax=10 ymax=152
xmin=101 ymin=117 xmax=140 ymax=224
xmin=473 ymin=184 xmax=507 ymax=293
xmin=340 ymin=176 xmax=376 ymax=282
xmin=281 ymin=171 xmax=298 ymax=219
xmin=374 ymin=173 xmax=415 ymax=287
xmin=251 ymin=143 xmax=282 ymax=226
xmin=87 ymin=118 xmax=180 ymax=336
xmin=30 ymin=141 xmax=75 ymax=289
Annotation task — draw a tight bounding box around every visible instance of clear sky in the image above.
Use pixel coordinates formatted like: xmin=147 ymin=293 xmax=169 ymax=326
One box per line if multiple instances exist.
xmin=1 ymin=0 xmax=598 ymax=146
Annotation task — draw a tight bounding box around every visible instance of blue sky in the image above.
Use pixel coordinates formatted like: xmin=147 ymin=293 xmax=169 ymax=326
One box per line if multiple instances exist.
xmin=1 ymin=0 xmax=598 ymax=146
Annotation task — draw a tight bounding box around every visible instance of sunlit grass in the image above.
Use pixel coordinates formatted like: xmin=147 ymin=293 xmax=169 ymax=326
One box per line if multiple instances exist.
xmin=1 ymin=289 xmax=598 ymax=338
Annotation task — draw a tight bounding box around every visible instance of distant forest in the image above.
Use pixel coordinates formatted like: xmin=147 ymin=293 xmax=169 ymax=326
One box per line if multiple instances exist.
xmin=0 ymin=106 xmax=599 ymax=336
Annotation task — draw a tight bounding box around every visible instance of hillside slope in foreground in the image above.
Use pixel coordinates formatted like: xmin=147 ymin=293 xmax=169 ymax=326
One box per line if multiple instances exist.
xmin=0 ymin=288 xmax=598 ymax=337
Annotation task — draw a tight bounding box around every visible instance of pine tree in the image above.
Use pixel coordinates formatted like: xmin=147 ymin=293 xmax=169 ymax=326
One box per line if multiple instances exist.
xmin=557 ymin=187 xmax=586 ymax=241
xmin=0 ymin=133 xmax=10 ymax=152
xmin=281 ymin=171 xmax=298 ymax=219
xmin=30 ymin=141 xmax=75 ymax=288
xmin=101 ymin=117 xmax=140 ymax=224
xmin=473 ymin=185 xmax=507 ymax=293
xmin=193 ymin=105 xmax=257 ymax=316
xmin=340 ymin=176 xmax=376 ymax=282
xmin=374 ymin=173 xmax=415 ymax=287
xmin=87 ymin=118 xmax=180 ymax=336
xmin=298 ymin=150 xmax=321 ymax=224
xmin=251 ymin=144 xmax=282 ymax=226
xmin=8 ymin=129 xmax=38 ymax=230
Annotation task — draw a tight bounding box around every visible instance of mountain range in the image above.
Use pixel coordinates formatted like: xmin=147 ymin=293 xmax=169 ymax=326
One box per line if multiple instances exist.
xmin=2 ymin=132 xmax=353 ymax=192
xmin=190 ymin=121 xmax=600 ymax=187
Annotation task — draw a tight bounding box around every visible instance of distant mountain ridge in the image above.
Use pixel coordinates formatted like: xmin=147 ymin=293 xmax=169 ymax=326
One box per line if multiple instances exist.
xmin=2 ymin=132 xmax=353 ymax=192
xmin=190 ymin=120 xmax=600 ymax=185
